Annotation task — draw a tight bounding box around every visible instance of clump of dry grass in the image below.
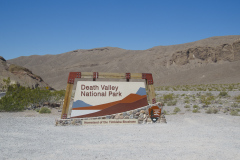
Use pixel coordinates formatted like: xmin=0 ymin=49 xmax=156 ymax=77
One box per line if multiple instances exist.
xmin=184 ymin=105 xmax=190 ymax=108
xmin=205 ymin=107 xmax=218 ymax=114
xmin=230 ymin=110 xmax=239 ymax=116
xmin=192 ymin=108 xmax=200 ymax=113
xmin=173 ymin=107 xmax=181 ymax=113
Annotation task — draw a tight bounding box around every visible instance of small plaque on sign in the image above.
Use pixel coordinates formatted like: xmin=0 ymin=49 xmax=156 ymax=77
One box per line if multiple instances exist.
xmin=82 ymin=119 xmax=138 ymax=125
xmin=148 ymin=106 xmax=161 ymax=123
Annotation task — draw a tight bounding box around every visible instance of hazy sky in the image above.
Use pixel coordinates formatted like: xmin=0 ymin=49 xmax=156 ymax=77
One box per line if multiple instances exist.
xmin=1 ymin=0 xmax=240 ymax=60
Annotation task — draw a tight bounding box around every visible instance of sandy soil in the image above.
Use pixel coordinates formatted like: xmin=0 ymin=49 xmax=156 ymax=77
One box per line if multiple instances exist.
xmin=1 ymin=109 xmax=240 ymax=160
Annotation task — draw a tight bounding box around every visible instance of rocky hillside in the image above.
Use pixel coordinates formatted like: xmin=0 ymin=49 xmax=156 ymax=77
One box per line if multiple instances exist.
xmin=0 ymin=56 xmax=50 ymax=89
xmin=170 ymin=40 xmax=240 ymax=65
xmin=8 ymin=35 xmax=240 ymax=90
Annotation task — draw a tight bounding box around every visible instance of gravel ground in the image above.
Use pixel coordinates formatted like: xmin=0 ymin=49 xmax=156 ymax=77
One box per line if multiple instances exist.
xmin=1 ymin=110 xmax=240 ymax=160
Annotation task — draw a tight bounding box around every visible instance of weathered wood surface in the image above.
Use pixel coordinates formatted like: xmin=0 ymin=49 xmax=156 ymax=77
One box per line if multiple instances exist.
xmin=79 ymin=72 xmax=143 ymax=79
xmin=147 ymin=84 xmax=156 ymax=104
xmin=61 ymin=83 xmax=73 ymax=119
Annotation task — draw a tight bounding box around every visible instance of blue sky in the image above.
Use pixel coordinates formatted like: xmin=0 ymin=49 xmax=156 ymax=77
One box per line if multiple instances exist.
xmin=1 ymin=0 xmax=240 ymax=60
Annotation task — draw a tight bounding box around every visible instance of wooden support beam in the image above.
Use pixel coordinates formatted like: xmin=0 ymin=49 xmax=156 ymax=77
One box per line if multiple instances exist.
xmin=68 ymin=72 xmax=152 ymax=83
xmin=147 ymin=83 xmax=156 ymax=104
xmin=61 ymin=83 xmax=73 ymax=119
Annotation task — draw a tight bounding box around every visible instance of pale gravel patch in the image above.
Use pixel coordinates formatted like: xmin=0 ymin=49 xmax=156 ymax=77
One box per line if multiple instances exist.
xmin=1 ymin=111 xmax=240 ymax=160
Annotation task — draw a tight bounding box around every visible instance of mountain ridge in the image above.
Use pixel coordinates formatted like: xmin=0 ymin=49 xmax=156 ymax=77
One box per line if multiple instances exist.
xmin=8 ymin=35 xmax=240 ymax=90
xmin=0 ymin=56 xmax=50 ymax=89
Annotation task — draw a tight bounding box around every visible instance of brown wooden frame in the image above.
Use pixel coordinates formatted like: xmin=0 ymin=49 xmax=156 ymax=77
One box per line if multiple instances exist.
xmin=61 ymin=72 xmax=156 ymax=119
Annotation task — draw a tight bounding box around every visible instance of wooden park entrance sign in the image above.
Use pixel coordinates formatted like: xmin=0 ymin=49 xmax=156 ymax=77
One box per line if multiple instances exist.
xmin=61 ymin=72 xmax=156 ymax=119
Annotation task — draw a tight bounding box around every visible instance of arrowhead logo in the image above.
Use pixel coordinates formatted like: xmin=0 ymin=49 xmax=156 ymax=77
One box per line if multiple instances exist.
xmin=148 ymin=106 xmax=161 ymax=123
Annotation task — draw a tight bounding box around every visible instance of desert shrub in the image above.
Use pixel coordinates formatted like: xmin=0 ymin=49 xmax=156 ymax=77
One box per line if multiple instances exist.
xmin=230 ymin=110 xmax=239 ymax=116
xmin=231 ymin=103 xmax=239 ymax=108
xmin=234 ymin=95 xmax=240 ymax=103
xmin=1 ymin=77 xmax=11 ymax=92
xmin=156 ymin=83 xmax=240 ymax=92
xmin=223 ymin=109 xmax=228 ymax=113
xmin=192 ymin=108 xmax=199 ymax=113
xmin=206 ymin=92 xmax=213 ymax=96
xmin=184 ymin=99 xmax=190 ymax=104
xmin=163 ymin=93 xmax=177 ymax=106
xmin=206 ymin=107 xmax=218 ymax=114
xmin=39 ymin=107 xmax=51 ymax=114
xmin=0 ymin=85 xmax=29 ymax=111
xmin=228 ymin=85 xmax=234 ymax=91
xmin=163 ymin=93 xmax=174 ymax=102
xmin=212 ymin=108 xmax=218 ymax=114
xmin=163 ymin=110 xmax=167 ymax=115
xmin=196 ymin=92 xmax=202 ymax=97
xmin=0 ymin=78 xmax=65 ymax=112
xmin=236 ymin=109 xmax=240 ymax=112
xmin=200 ymin=94 xmax=215 ymax=107
xmin=218 ymin=91 xmax=228 ymax=97
xmin=184 ymin=96 xmax=190 ymax=100
xmin=205 ymin=108 xmax=212 ymax=114
xmin=167 ymin=100 xmax=177 ymax=106
xmin=184 ymin=105 xmax=190 ymax=108
xmin=173 ymin=107 xmax=181 ymax=113
xmin=172 ymin=100 xmax=177 ymax=105
xmin=193 ymin=105 xmax=199 ymax=109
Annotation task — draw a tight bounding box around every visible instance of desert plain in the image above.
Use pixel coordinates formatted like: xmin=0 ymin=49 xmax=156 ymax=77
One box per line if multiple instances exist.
xmin=1 ymin=90 xmax=240 ymax=160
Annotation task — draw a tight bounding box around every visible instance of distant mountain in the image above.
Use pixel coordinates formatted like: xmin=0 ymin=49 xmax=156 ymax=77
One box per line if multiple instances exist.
xmin=8 ymin=35 xmax=240 ymax=89
xmin=72 ymin=100 xmax=92 ymax=108
xmin=136 ymin=87 xmax=147 ymax=96
xmin=0 ymin=56 xmax=50 ymax=89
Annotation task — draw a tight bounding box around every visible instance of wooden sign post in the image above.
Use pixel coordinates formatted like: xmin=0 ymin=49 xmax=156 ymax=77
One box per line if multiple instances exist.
xmin=61 ymin=72 xmax=156 ymax=119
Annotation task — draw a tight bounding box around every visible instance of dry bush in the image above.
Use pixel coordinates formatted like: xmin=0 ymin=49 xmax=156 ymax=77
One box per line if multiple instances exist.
xmin=173 ymin=107 xmax=181 ymax=113
xmin=193 ymin=105 xmax=199 ymax=109
xmin=234 ymin=95 xmax=240 ymax=103
xmin=218 ymin=91 xmax=229 ymax=97
xmin=230 ymin=110 xmax=239 ymax=116
xmin=206 ymin=108 xmax=213 ymax=114
xmin=184 ymin=105 xmax=190 ymax=108
xmin=192 ymin=108 xmax=200 ymax=113
xmin=39 ymin=107 xmax=51 ymax=114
